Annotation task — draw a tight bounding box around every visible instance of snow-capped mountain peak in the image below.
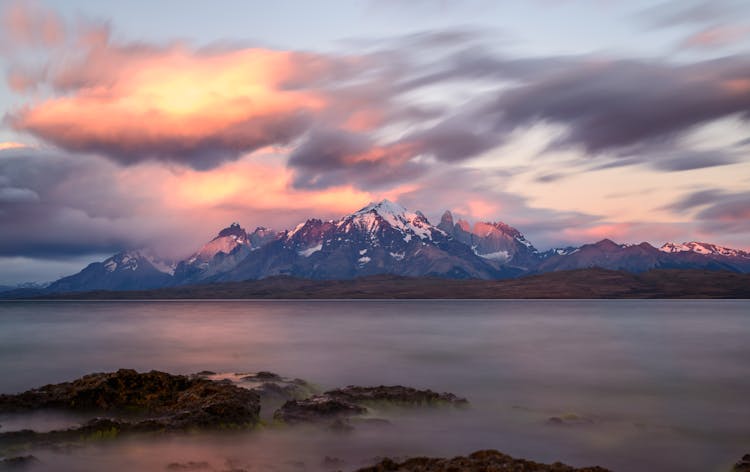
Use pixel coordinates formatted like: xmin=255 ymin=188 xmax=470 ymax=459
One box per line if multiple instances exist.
xmin=189 ymin=223 xmax=252 ymax=264
xmin=345 ymin=199 xmax=439 ymax=241
xmin=102 ymin=250 xmax=176 ymax=275
xmin=660 ymin=241 xmax=749 ymax=258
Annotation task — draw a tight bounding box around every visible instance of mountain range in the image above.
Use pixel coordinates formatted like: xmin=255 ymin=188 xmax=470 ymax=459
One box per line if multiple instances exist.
xmin=6 ymin=199 xmax=750 ymax=295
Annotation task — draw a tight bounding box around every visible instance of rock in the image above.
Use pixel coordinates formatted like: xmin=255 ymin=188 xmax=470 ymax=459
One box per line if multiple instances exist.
xmin=0 ymin=369 xmax=260 ymax=448
xmin=327 ymin=418 xmax=356 ymax=433
xmin=273 ymin=385 xmax=466 ymax=425
xmin=241 ymin=371 xmax=282 ymax=381
xmin=273 ymin=398 xmax=367 ymax=424
xmin=194 ymin=371 xmax=217 ymax=377
xmin=734 ymin=454 xmax=750 ymax=472
xmin=165 ymin=461 xmax=212 ymax=470
xmin=233 ymin=372 xmax=318 ymax=403
xmin=324 ymin=385 xmax=467 ymax=407
xmin=252 ymin=382 xmax=305 ymax=401
xmin=547 ymin=414 xmax=596 ymax=426
xmin=0 ymin=455 xmax=39 ymax=470
xmin=321 ymin=456 xmax=345 ymax=468
xmin=355 ymin=449 xmax=612 ymax=472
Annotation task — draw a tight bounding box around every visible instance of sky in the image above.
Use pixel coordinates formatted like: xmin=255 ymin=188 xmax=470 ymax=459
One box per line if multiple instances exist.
xmin=0 ymin=0 xmax=749 ymax=284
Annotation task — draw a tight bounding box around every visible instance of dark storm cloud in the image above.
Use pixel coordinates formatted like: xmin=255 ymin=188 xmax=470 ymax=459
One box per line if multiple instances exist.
xmin=0 ymin=148 xmax=146 ymax=257
xmin=664 ymin=188 xmax=750 ymax=233
xmin=286 ymin=48 xmax=750 ymax=189
xmin=696 ymin=196 xmax=750 ymax=222
xmin=663 ymin=189 xmax=729 ymax=212
xmin=489 ymin=57 xmax=750 ymax=155
xmin=288 ymin=128 xmax=427 ymax=189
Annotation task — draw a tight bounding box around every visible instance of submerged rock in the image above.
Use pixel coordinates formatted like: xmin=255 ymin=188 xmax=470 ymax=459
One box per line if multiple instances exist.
xmin=273 ymin=385 xmax=467 ymax=425
xmin=202 ymin=371 xmax=318 ymax=404
xmin=0 ymin=455 xmax=39 ymax=470
xmin=0 ymin=369 xmax=260 ymax=447
xmin=240 ymin=371 xmax=282 ymax=381
xmin=274 ymin=397 xmax=367 ymax=424
xmin=165 ymin=461 xmax=212 ymax=470
xmin=325 ymin=385 xmax=467 ymax=407
xmin=547 ymin=414 xmax=596 ymax=426
xmin=356 ymin=449 xmax=611 ymax=472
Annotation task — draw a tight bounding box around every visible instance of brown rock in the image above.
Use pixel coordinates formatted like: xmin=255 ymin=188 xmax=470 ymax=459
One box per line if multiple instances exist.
xmin=356 ymin=449 xmax=611 ymax=472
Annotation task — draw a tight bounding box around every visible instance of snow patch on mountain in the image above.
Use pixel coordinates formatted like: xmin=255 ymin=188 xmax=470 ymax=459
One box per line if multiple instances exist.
xmin=389 ymin=251 xmax=405 ymax=261
xmin=349 ymin=199 xmax=436 ymax=241
xmin=298 ymin=244 xmax=323 ymax=257
xmin=477 ymin=250 xmax=510 ymax=262
xmin=660 ymin=241 xmax=749 ymax=258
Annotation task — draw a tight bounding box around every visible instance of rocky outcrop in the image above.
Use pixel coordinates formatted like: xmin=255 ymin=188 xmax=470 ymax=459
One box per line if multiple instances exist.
xmin=356 ymin=449 xmax=611 ymax=472
xmin=0 ymin=455 xmax=39 ymax=470
xmin=734 ymin=454 xmax=750 ymax=472
xmin=325 ymin=385 xmax=467 ymax=407
xmin=196 ymin=371 xmax=318 ymax=403
xmin=0 ymin=369 xmax=260 ymax=447
xmin=273 ymin=397 xmax=367 ymax=424
xmin=273 ymin=385 xmax=467 ymax=424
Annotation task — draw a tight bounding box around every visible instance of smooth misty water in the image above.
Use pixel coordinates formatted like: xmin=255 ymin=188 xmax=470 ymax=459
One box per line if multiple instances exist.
xmin=0 ymin=300 xmax=748 ymax=472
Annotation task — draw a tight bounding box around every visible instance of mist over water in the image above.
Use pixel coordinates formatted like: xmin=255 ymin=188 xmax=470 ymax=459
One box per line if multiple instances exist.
xmin=0 ymin=300 xmax=748 ymax=471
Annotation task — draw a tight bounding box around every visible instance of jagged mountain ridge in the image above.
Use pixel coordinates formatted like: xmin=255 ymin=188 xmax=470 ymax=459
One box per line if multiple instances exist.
xmin=46 ymin=251 xmax=174 ymax=293
xmin=173 ymin=223 xmax=277 ymax=283
xmin=537 ymin=239 xmax=750 ymax=274
xmin=210 ymin=200 xmax=517 ymax=282
xmin=31 ymin=200 xmax=750 ymax=293
xmin=437 ymin=210 xmax=539 ymax=268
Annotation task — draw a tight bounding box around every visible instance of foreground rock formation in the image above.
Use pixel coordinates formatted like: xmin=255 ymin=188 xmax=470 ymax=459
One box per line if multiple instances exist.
xmin=734 ymin=454 xmax=750 ymax=472
xmin=356 ymin=449 xmax=611 ymax=472
xmin=0 ymin=369 xmax=260 ymax=447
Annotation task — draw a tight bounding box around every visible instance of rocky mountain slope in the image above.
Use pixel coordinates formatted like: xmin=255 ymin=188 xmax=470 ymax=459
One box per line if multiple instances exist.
xmin=22 ymin=200 xmax=750 ymax=294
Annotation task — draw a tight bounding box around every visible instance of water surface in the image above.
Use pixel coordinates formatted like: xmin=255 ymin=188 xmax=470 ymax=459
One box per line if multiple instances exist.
xmin=0 ymin=300 xmax=748 ymax=471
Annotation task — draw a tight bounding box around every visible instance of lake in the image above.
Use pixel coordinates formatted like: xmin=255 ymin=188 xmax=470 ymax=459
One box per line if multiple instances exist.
xmin=0 ymin=300 xmax=748 ymax=471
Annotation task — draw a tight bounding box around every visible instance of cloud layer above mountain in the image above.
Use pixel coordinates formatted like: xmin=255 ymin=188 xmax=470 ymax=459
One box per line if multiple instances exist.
xmin=1 ymin=0 xmax=749 ymax=282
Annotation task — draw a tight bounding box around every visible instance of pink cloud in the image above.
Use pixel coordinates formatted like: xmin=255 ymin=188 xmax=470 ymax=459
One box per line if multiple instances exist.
xmin=1 ymin=1 xmax=65 ymax=48
xmin=680 ymin=24 xmax=750 ymax=49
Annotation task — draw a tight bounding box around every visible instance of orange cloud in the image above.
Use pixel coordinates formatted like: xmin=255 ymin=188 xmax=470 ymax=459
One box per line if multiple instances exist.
xmin=9 ymin=45 xmax=337 ymax=169
xmin=120 ymin=153 xmax=375 ymax=218
xmin=0 ymin=141 xmax=28 ymax=151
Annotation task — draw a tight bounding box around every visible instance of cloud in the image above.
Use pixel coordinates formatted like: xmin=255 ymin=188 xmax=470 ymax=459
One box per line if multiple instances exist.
xmin=663 ymin=188 xmax=750 ymax=235
xmin=0 ymin=146 xmax=384 ymax=262
xmin=490 ymin=57 xmax=750 ymax=155
xmin=7 ymin=44 xmax=343 ymax=169
xmin=679 ymin=25 xmax=750 ymax=49
xmin=638 ymin=0 xmax=747 ymax=30
xmin=637 ymin=1 xmax=750 ymax=51
xmin=663 ymin=189 xmax=729 ymax=212
xmin=0 ymin=141 xmax=28 ymax=151
xmin=3 ymin=2 xmax=750 ymax=282
xmin=0 ymin=1 xmax=65 ymax=49
xmin=648 ymin=150 xmax=739 ymax=171
xmin=5 ymin=2 xmax=750 ymax=177
xmin=0 ymin=186 xmax=39 ymax=203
